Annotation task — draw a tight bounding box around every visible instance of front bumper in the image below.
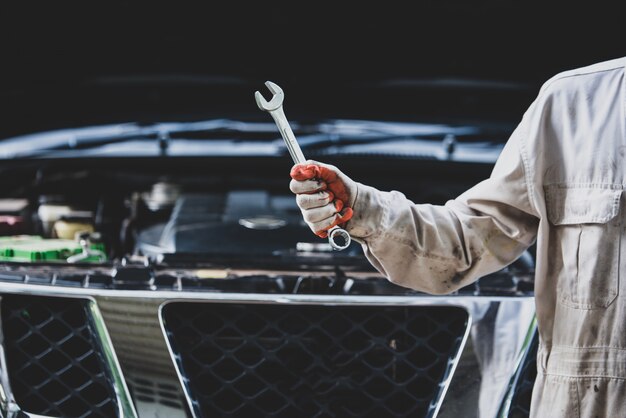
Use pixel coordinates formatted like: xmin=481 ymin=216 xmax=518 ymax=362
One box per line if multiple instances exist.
xmin=0 ymin=264 xmax=536 ymax=418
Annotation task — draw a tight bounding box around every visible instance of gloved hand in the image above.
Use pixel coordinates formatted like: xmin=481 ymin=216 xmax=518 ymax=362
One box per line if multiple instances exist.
xmin=289 ymin=160 xmax=358 ymax=238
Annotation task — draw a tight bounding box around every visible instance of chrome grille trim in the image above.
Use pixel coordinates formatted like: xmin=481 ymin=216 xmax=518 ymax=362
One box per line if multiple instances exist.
xmin=159 ymin=300 xmax=472 ymax=418
xmin=0 ymin=293 xmax=137 ymax=418
xmin=0 ymin=280 xmax=536 ymax=418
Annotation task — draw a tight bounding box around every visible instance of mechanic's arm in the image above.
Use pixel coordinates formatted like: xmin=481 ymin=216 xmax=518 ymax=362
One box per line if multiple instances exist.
xmin=290 ymin=124 xmax=539 ymax=295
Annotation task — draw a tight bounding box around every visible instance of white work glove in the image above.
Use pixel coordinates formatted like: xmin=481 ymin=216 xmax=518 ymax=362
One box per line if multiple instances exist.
xmin=289 ymin=160 xmax=358 ymax=238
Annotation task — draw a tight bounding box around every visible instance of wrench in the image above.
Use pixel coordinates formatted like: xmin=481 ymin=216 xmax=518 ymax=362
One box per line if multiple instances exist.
xmin=255 ymin=81 xmax=351 ymax=251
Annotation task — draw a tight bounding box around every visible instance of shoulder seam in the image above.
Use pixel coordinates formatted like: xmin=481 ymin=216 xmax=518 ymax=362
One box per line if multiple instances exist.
xmin=540 ymin=59 xmax=626 ymax=94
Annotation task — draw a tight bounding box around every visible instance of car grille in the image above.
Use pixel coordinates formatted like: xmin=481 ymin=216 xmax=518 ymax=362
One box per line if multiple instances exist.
xmin=162 ymin=302 xmax=469 ymax=418
xmin=505 ymin=330 xmax=538 ymax=418
xmin=0 ymin=294 xmax=119 ymax=418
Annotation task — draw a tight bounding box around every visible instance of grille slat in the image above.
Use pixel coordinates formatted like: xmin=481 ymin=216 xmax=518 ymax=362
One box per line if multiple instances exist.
xmin=1 ymin=295 xmax=119 ymax=418
xmin=163 ymin=303 xmax=468 ymax=418
xmin=505 ymin=329 xmax=538 ymax=418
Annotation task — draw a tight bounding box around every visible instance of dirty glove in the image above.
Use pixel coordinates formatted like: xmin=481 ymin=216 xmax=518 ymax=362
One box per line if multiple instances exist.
xmin=290 ymin=160 xmax=358 ymax=238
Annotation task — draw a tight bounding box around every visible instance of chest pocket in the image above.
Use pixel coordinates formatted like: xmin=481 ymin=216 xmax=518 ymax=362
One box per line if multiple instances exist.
xmin=546 ymin=185 xmax=622 ymax=309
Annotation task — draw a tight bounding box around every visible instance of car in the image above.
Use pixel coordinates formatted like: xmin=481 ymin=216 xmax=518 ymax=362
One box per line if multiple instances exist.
xmin=0 ymin=2 xmax=621 ymax=418
xmin=0 ymin=116 xmax=538 ymax=418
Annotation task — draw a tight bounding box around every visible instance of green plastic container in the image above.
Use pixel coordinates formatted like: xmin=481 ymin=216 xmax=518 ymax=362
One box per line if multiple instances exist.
xmin=0 ymin=235 xmax=106 ymax=262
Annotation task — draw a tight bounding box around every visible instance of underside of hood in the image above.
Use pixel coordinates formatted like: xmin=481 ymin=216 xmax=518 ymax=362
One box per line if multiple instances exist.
xmin=0 ymin=1 xmax=624 ymax=137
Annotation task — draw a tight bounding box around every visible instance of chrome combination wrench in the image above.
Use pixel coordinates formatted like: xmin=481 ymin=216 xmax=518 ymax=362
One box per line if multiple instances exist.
xmin=255 ymin=81 xmax=351 ymax=251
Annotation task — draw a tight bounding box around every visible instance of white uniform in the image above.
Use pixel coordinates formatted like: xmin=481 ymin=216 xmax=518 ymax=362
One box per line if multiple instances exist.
xmin=346 ymin=57 xmax=626 ymax=417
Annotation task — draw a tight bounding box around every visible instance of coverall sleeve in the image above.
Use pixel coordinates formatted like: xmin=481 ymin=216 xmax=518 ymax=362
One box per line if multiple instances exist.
xmin=346 ymin=119 xmax=540 ymax=294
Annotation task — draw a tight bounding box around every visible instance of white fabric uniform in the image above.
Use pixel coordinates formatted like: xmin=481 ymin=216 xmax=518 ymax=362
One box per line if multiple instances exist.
xmin=346 ymin=57 xmax=626 ymax=417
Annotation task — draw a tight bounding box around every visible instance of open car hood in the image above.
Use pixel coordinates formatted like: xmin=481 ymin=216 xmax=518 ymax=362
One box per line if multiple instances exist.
xmin=1 ymin=2 xmax=624 ymax=138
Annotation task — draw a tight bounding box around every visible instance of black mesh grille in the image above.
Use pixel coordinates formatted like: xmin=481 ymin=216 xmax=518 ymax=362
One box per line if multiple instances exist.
xmin=1 ymin=294 xmax=119 ymax=418
xmin=163 ymin=303 xmax=469 ymax=418
xmin=505 ymin=329 xmax=538 ymax=418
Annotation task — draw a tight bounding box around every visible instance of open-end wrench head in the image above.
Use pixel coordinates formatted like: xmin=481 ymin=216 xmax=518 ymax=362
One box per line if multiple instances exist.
xmin=254 ymin=80 xmax=284 ymax=111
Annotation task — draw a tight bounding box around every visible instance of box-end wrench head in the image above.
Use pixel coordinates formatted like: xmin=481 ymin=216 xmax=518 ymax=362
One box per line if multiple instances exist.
xmin=328 ymin=226 xmax=351 ymax=251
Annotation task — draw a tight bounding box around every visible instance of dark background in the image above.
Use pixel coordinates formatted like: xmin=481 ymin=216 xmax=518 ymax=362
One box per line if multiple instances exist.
xmin=0 ymin=1 xmax=624 ymax=138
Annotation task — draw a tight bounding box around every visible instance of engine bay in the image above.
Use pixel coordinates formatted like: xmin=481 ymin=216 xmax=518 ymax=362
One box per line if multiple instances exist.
xmin=0 ymin=157 xmax=479 ymax=264
xmin=0 ymin=170 xmax=365 ymax=266
xmin=0 ymin=156 xmax=534 ymax=297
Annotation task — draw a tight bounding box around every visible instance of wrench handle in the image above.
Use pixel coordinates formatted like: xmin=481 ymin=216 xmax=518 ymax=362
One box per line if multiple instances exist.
xmin=269 ymin=107 xmax=306 ymax=165
xmin=266 ymin=95 xmax=351 ymax=250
